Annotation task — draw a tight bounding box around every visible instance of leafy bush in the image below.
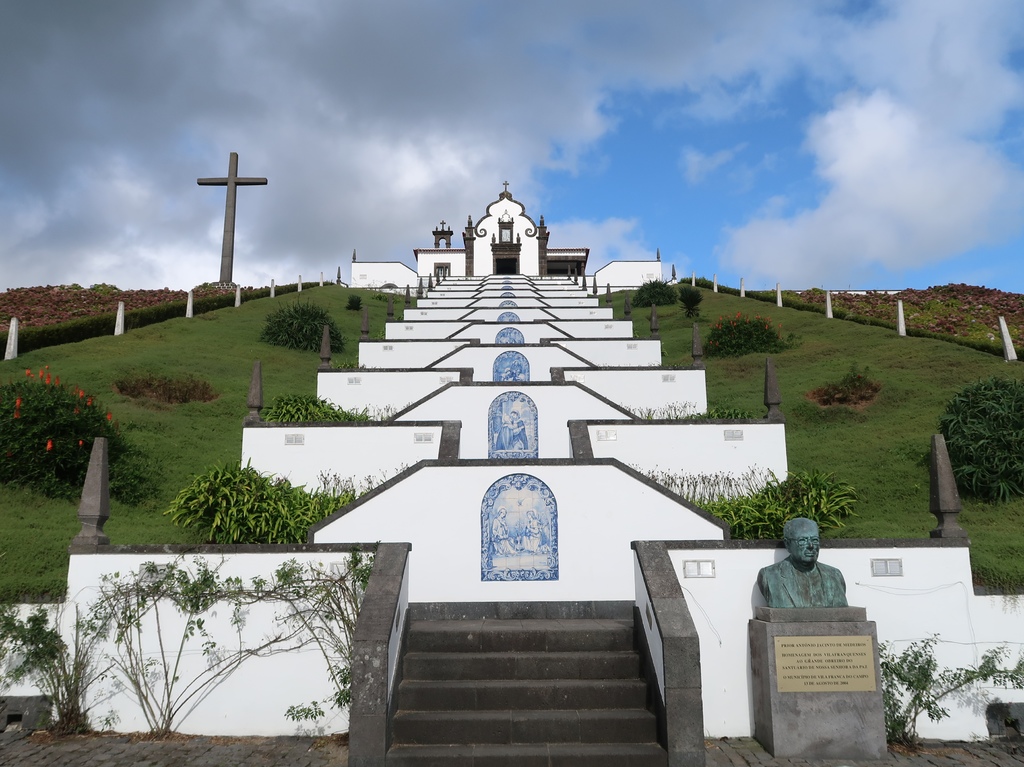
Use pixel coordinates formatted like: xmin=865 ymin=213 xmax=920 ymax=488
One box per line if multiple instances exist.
xmin=693 ymin=405 xmax=757 ymax=419
xmin=881 ymin=636 xmax=1024 ymax=745
xmin=938 ymin=377 xmax=1024 ymax=502
xmin=0 ymin=369 xmax=155 ymax=504
xmin=346 ymin=295 xmax=362 ymax=311
xmin=704 ymin=469 xmax=857 ymax=539
xmin=809 ymin=364 xmax=882 ymax=406
xmin=705 ymin=312 xmax=792 ymax=357
xmin=678 ymin=286 xmax=703 ymax=318
xmin=259 ymin=302 xmax=344 ymax=354
xmin=262 ymin=394 xmax=370 ymax=423
xmin=632 ymin=280 xmax=678 ymax=307
xmin=165 ymin=463 xmax=356 ymax=544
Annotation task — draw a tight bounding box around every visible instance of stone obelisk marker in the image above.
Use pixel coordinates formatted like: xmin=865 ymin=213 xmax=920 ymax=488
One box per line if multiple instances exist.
xmin=197 ymin=152 xmax=267 ymax=284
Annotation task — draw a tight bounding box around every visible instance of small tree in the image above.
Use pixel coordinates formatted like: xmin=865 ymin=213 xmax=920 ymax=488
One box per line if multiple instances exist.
xmin=678 ymin=286 xmax=703 ymax=318
xmin=881 ymin=636 xmax=1024 ymax=746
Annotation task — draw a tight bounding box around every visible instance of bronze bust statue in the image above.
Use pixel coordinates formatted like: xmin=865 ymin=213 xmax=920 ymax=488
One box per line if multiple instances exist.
xmin=757 ymin=518 xmax=848 ymax=608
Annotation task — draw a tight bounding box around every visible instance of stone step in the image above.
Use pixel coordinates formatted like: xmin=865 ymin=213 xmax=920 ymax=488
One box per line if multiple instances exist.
xmin=392 ymin=708 xmax=658 ymax=745
xmin=402 ymin=650 xmax=641 ymax=681
xmin=385 ymin=742 xmax=668 ymax=766
xmin=396 ymin=678 xmax=648 ymax=711
xmin=405 ymin=618 xmax=634 ymax=654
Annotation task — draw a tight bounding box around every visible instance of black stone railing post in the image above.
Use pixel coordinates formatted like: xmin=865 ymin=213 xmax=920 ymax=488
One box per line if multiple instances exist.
xmin=624 ymin=294 xmax=632 ymax=320
xmin=319 ymin=325 xmax=332 ymax=370
xmin=763 ymin=357 xmax=784 ymax=423
xmin=71 ymin=438 xmax=110 ymax=546
xmin=349 ymin=542 xmax=412 ymax=767
xmin=416 ymin=278 xmax=423 ymax=298
xmin=930 ymin=434 xmax=968 ymax=539
xmin=427 ymin=274 xmax=434 ymax=291
xmin=386 ymin=294 xmax=394 ymax=321
xmin=691 ymin=323 xmax=704 ymax=370
xmin=605 ymin=284 xmax=612 ymax=305
xmin=245 ymin=360 xmax=263 ymax=425
xmin=360 ymin=307 xmax=370 ymax=342
xmin=582 ymin=273 xmax=587 ymax=291
xmin=592 ymin=278 xmax=598 ymax=296
xmin=633 ymin=541 xmax=705 ymax=767
xmin=404 ymin=285 xmax=411 ymax=307
xmin=650 ymin=304 xmax=660 ymax=339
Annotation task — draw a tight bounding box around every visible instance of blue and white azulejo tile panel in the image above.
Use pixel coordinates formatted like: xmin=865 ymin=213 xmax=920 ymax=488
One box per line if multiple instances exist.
xmin=494 ymin=327 xmax=525 ymax=345
xmin=499 ymin=300 xmax=518 ymax=307
xmin=497 ymin=311 xmax=520 ymax=323
xmin=492 ymin=350 xmax=530 ymax=382
xmin=481 ymin=473 xmax=558 ymax=582
xmin=487 ymin=391 xmax=539 ymax=459
xmin=500 ymin=291 xmax=515 ymax=298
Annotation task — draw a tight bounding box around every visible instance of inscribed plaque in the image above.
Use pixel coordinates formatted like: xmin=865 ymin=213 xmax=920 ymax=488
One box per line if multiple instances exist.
xmin=774 ymin=635 xmax=875 ymax=692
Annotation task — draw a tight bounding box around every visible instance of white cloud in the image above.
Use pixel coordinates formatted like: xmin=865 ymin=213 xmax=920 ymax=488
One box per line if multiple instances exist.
xmin=548 ymin=217 xmax=655 ymax=270
xmin=722 ymin=91 xmax=1024 ymax=288
xmin=680 ymin=144 xmax=746 ymax=184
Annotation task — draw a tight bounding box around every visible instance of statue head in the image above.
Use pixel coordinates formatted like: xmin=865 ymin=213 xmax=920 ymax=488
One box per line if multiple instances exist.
xmin=783 ymin=517 xmax=820 ymax=572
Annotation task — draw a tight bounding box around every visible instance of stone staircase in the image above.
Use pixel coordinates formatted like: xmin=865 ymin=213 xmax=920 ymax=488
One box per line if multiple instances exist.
xmin=386 ymin=614 xmax=667 ymax=765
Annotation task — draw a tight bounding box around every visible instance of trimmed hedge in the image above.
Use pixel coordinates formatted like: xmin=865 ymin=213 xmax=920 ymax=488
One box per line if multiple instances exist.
xmin=0 ymin=283 xmax=321 ymax=356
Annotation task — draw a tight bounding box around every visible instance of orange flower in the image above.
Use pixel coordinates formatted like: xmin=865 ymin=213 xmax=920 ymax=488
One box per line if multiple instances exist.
xmin=54 ymin=376 xmax=60 ymax=386
xmin=78 ymin=439 xmax=84 ymax=447
xmin=46 ymin=439 xmax=53 ymax=451
xmin=86 ymin=397 xmax=93 ymax=406
xmin=45 ymin=373 xmax=51 ymax=385
xmin=15 ymin=398 xmax=21 ymax=408
xmin=106 ymin=412 xmax=112 ymax=421
xmin=25 ymin=369 xmax=31 ymax=377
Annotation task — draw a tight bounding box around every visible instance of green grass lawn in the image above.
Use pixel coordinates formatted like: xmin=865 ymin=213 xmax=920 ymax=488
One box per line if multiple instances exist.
xmin=2 ymin=285 xmax=1023 ymax=601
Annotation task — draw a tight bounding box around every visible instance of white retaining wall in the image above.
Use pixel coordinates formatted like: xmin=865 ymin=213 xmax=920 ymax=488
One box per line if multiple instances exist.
xmin=312 ymin=463 xmax=725 ymax=603
xmin=667 ymin=543 xmax=1024 ymax=741
xmin=553 ymin=338 xmax=662 ymax=367
xmin=450 ymin=323 xmax=570 ymax=343
xmin=386 ymin=321 xmax=472 ymax=340
xmin=350 ymin=262 xmax=418 ymax=289
xmin=594 ymin=260 xmax=665 ymax=288
xmin=560 ymin=368 xmax=708 ymax=414
xmin=318 ymin=370 xmax=463 ymax=413
xmin=587 ymin=422 xmax=787 ymax=479
xmin=423 ymin=346 xmax=593 ymax=381
xmin=242 ymin=422 xmax=447 ymax=488
xmin=394 ymin=385 xmax=628 ymax=458
xmin=358 ymin=340 xmax=466 ymax=369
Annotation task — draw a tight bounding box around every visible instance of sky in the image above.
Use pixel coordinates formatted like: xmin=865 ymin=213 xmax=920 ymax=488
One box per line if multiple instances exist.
xmin=2 ymin=1 xmax=1024 ymax=294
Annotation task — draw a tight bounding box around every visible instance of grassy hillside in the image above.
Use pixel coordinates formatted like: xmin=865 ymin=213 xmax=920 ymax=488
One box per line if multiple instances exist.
xmin=1 ymin=285 xmax=1022 ymax=601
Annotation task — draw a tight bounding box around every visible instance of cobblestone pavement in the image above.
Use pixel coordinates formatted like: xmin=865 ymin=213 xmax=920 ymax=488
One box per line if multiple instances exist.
xmin=2 ymin=731 xmax=1023 ymax=766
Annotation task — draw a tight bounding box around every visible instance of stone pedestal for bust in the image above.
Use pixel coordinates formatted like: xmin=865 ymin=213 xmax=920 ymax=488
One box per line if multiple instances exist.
xmin=749 ymin=606 xmax=887 ymax=760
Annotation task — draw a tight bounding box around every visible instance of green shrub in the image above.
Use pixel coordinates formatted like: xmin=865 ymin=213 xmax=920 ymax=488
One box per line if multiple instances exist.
xmin=0 ymin=370 xmax=155 ymax=504
xmin=166 ymin=463 xmax=356 ymax=544
xmin=346 ymin=295 xmax=362 ymax=311
xmin=678 ymin=286 xmax=703 ymax=318
xmin=809 ymin=364 xmax=882 ymax=406
xmin=632 ymin=280 xmax=678 ymax=307
xmin=694 ymin=405 xmax=757 ymax=419
xmin=938 ymin=377 xmax=1024 ymax=501
xmin=259 ymin=302 xmax=345 ymax=354
xmin=262 ymin=394 xmax=369 ymax=423
xmin=704 ymin=312 xmax=791 ymax=357
xmin=704 ymin=470 xmax=857 ymax=539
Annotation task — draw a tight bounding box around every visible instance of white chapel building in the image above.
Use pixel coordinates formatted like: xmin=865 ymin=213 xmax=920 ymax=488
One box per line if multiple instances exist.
xmin=350 ymin=185 xmax=664 ymax=288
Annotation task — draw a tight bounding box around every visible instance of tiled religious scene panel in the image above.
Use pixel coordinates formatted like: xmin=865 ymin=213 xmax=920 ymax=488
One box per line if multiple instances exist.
xmin=493 ymin=350 xmax=530 ymax=382
xmin=481 ymin=473 xmax=558 ymax=582
xmin=494 ymin=327 xmax=525 ymax=345
xmin=488 ymin=391 xmax=539 ymax=459
xmin=497 ymin=311 xmax=520 ymax=323
xmin=500 ymin=291 xmax=515 ymax=297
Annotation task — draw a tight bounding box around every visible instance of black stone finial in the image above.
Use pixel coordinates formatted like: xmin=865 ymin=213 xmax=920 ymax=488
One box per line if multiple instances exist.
xmin=671 ymin=264 xmax=677 ymax=281
xmin=336 ymin=266 xmax=342 ymax=285
xmin=581 ymin=273 xmax=587 ymax=291
xmin=650 ymin=304 xmax=660 ymax=339
xmin=428 ymin=274 xmax=434 ymax=290
xmin=387 ymin=293 xmax=394 ymax=320
xmin=360 ymin=307 xmax=370 ymax=342
xmin=691 ymin=323 xmax=704 ymax=369
xmin=605 ymin=284 xmax=612 ymax=305
xmin=246 ymin=360 xmax=263 ymax=424
xmin=592 ymin=279 xmax=598 ymax=296
xmin=319 ymin=325 xmax=332 ymax=370
xmin=930 ymin=434 xmax=968 ymax=539
xmin=764 ymin=357 xmax=784 ymax=422
xmin=416 ymin=277 xmax=423 ymax=298
xmin=405 ymin=285 xmax=411 ymax=307
xmin=656 ymin=247 xmax=661 ymax=261
xmin=72 ymin=438 xmax=110 ymax=546
xmin=624 ymin=293 xmax=632 ymax=319
xmin=351 ymin=248 xmax=356 ymax=263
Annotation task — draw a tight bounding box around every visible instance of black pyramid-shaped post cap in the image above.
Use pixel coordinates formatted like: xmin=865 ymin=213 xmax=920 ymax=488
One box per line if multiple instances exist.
xmin=428 ymin=274 xmax=434 ymax=290
xmin=72 ymin=437 xmax=110 ymax=546
xmin=319 ymin=325 xmax=332 ymax=370
xmin=416 ymin=277 xmax=423 ymax=298
xmin=763 ymin=357 xmax=784 ymax=422
xmin=929 ymin=434 xmax=968 ymax=539
xmin=691 ymin=323 xmax=704 ymax=370
xmin=245 ymin=360 xmax=263 ymax=424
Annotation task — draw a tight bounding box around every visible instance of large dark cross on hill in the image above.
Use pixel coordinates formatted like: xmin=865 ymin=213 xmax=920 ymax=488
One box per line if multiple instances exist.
xmin=197 ymin=152 xmax=267 ymax=284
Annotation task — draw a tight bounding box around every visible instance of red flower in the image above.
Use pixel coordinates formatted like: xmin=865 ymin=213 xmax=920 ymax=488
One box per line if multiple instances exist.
xmin=106 ymin=412 xmax=112 ymax=421
xmin=78 ymin=439 xmax=84 ymax=447
xmin=46 ymin=439 xmax=53 ymax=451
xmin=45 ymin=373 xmax=51 ymax=385
xmin=86 ymin=397 xmax=93 ymax=406
xmin=15 ymin=397 xmax=21 ymax=408
xmin=25 ymin=369 xmax=31 ymax=377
